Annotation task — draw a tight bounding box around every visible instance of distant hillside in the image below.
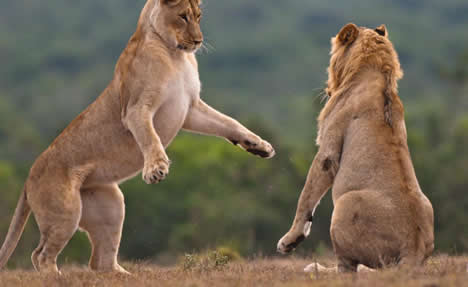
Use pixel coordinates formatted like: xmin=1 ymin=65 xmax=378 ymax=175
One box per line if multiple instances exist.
xmin=1 ymin=0 xmax=467 ymax=147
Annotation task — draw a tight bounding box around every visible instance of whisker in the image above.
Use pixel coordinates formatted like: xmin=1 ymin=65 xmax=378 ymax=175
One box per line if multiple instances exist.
xmin=202 ymin=40 xmax=215 ymax=53
xmin=311 ymin=86 xmax=329 ymax=103
xmin=196 ymin=43 xmax=209 ymax=55
xmin=320 ymin=94 xmax=329 ymax=104
xmin=320 ymin=90 xmax=329 ymax=103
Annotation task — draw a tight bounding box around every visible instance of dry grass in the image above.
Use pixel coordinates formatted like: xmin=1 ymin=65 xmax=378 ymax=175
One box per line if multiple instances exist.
xmin=1 ymin=255 xmax=467 ymax=287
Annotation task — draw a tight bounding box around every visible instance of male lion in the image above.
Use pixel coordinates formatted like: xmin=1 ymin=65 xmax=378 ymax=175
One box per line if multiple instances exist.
xmin=277 ymin=23 xmax=434 ymax=272
xmin=0 ymin=0 xmax=274 ymax=274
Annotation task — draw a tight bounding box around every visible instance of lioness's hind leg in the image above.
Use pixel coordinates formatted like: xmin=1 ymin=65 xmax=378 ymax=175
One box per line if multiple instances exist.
xmin=28 ymin=181 xmax=82 ymax=273
xmin=31 ymin=237 xmax=45 ymax=271
xmin=79 ymin=184 xmax=128 ymax=274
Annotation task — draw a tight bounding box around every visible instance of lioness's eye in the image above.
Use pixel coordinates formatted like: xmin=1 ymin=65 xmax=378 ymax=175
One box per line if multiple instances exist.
xmin=180 ymin=14 xmax=188 ymax=22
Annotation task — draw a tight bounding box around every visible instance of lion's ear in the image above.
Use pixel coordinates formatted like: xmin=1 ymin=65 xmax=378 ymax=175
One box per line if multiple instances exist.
xmin=337 ymin=23 xmax=359 ymax=46
xmin=375 ymin=24 xmax=387 ymax=37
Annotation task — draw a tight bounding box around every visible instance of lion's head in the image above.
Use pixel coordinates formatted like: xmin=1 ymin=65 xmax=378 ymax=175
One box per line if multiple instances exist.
xmin=320 ymin=23 xmax=404 ymax=125
xmin=140 ymin=0 xmax=203 ymax=52
xmin=327 ymin=23 xmax=403 ymax=96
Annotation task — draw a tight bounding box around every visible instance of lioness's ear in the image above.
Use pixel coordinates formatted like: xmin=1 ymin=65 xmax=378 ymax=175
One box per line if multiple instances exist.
xmin=337 ymin=23 xmax=359 ymax=45
xmin=375 ymin=24 xmax=387 ymax=37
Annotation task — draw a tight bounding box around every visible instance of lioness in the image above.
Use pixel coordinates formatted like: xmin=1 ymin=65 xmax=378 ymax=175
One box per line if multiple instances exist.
xmin=0 ymin=0 xmax=275 ymax=273
xmin=277 ymin=23 xmax=434 ymax=272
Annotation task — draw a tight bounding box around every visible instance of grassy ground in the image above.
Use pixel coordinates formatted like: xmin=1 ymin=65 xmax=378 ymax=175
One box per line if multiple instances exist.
xmin=0 ymin=255 xmax=467 ymax=287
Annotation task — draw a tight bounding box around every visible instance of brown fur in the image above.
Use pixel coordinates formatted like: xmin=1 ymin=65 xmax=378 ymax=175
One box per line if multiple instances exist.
xmin=278 ymin=23 xmax=434 ymax=272
xmin=0 ymin=0 xmax=274 ymax=274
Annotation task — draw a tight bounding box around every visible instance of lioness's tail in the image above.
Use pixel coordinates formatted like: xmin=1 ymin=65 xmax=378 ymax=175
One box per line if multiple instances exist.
xmin=0 ymin=188 xmax=31 ymax=269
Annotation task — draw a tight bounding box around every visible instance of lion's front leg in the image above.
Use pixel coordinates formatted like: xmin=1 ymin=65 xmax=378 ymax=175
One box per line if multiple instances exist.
xmin=277 ymin=152 xmax=339 ymax=254
xmin=183 ymin=99 xmax=275 ymax=158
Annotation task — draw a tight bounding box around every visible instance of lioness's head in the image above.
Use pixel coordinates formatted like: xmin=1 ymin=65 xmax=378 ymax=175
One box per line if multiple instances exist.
xmin=326 ymin=23 xmax=403 ymax=98
xmin=141 ymin=0 xmax=203 ymax=52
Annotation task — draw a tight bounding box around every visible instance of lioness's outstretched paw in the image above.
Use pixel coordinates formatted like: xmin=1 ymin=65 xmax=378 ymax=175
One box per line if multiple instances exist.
xmin=142 ymin=156 xmax=170 ymax=184
xmin=238 ymin=137 xmax=275 ymax=158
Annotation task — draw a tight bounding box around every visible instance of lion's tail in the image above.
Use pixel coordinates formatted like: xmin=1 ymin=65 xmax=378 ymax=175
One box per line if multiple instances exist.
xmin=0 ymin=188 xmax=31 ymax=269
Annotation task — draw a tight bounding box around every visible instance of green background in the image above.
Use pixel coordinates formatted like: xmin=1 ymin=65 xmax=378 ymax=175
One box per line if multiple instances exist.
xmin=1 ymin=0 xmax=467 ymax=268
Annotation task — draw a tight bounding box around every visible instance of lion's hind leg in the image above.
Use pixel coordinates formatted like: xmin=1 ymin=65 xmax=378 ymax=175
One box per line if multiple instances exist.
xmin=79 ymin=184 xmax=129 ymax=274
xmin=357 ymin=264 xmax=376 ymax=272
xmin=330 ymin=190 xmax=405 ymax=272
xmin=303 ymin=262 xmax=375 ymax=273
xmin=304 ymin=262 xmax=336 ymax=273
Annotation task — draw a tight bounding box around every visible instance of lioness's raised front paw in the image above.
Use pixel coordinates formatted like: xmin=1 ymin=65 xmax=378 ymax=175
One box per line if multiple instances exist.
xmin=232 ymin=135 xmax=275 ymax=158
xmin=142 ymin=154 xmax=170 ymax=184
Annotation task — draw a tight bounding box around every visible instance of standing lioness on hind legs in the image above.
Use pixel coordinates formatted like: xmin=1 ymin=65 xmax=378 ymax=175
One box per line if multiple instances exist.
xmin=277 ymin=23 xmax=434 ymax=272
xmin=0 ymin=0 xmax=275 ymax=274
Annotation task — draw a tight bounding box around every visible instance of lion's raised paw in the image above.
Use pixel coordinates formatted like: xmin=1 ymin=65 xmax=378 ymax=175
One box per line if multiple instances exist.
xmin=243 ymin=139 xmax=275 ymax=159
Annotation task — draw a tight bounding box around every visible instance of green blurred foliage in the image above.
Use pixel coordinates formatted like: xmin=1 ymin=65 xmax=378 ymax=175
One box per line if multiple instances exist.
xmin=0 ymin=0 xmax=467 ymax=269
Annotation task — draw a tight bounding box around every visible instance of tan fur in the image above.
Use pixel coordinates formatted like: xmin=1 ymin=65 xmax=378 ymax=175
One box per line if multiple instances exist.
xmin=0 ymin=0 xmax=274 ymax=274
xmin=277 ymin=23 xmax=433 ymax=272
